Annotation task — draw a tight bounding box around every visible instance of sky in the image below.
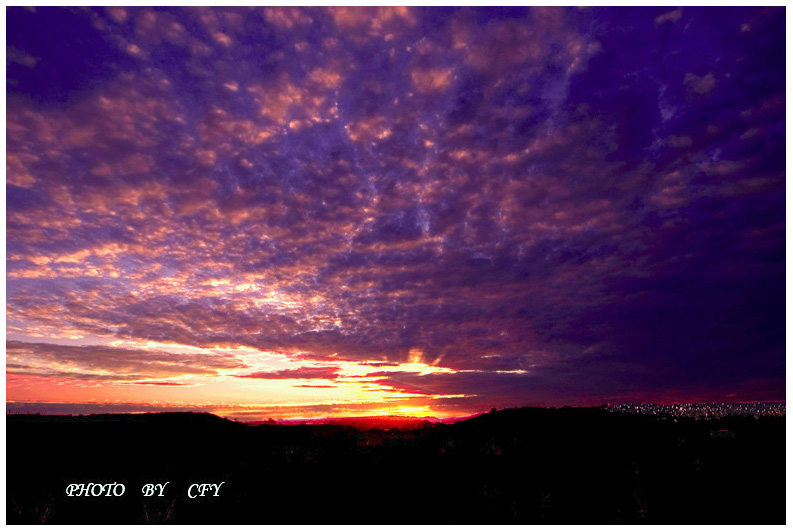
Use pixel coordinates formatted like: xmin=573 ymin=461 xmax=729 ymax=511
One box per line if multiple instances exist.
xmin=6 ymin=6 xmax=786 ymax=420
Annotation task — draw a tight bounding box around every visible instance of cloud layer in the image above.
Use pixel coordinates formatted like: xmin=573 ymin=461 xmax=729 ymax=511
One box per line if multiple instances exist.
xmin=7 ymin=7 xmax=785 ymax=417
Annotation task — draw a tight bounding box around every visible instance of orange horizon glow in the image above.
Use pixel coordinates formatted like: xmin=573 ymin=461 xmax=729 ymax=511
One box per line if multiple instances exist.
xmin=6 ymin=338 xmax=478 ymax=420
xmin=5 ymin=398 xmax=474 ymax=421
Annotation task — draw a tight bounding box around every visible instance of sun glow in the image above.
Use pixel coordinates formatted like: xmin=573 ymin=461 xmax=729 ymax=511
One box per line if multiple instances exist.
xmin=358 ymin=405 xmax=437 ymax=417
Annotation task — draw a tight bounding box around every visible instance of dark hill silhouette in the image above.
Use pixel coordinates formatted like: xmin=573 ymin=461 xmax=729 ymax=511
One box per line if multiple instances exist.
xmin=7 ymin=407 xmax=784 ymax=524
xmin=9 ymin=411 xmax=239 ymax=427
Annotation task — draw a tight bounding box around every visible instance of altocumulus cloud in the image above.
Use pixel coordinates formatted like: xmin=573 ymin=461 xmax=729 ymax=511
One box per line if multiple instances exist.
xmin=6 ymin=7 xmax=785 ymax=412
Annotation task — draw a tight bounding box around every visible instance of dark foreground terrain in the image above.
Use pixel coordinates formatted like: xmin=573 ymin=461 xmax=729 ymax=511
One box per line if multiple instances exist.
xmin=7 ymin=407 xmax=784 ymax=524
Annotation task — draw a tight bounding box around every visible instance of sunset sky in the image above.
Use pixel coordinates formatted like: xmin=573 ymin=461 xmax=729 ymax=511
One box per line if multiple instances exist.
xmin=6 ymin=7 xmax=785 ymax=420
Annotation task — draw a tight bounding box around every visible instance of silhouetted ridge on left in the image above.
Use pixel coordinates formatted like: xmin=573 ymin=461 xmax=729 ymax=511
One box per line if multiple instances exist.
xmin=6 ymin=411 xmax=239 ymax=427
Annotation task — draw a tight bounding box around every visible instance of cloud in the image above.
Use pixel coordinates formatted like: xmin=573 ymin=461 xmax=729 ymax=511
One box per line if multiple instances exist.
xmin=6 ymin=7 xmax=786 ymax=415
xmin=684 ymin=72 xmax=717 ymax=95
xmin=6 ymin=340 xmax=245 ymax=382
xmin=7 ymin=401 xmax=213 ymax=415
xmin=234 ymin=367 xmax=341 ymax=380
xmin=128 ymin=381 xmax=192 ymax=386
xmin=655 ymin=8 xmax=682 ymax=24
